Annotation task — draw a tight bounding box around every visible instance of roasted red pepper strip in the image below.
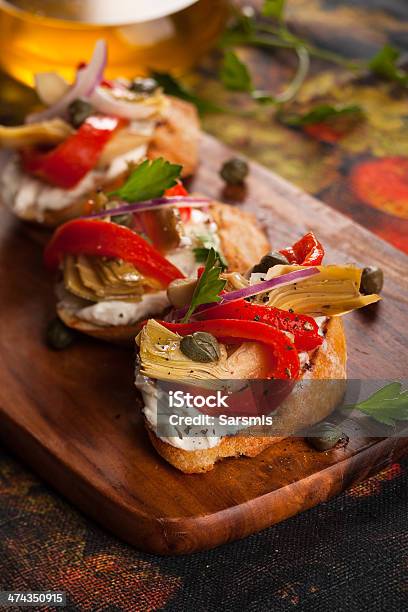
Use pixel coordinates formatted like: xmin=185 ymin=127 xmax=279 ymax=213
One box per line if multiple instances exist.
xmin=196 ymin=300 xmax=323 ymax=352
xmin=164 ymin=182 xmax=188 ymax=197
xmin=280 ymin=232 xmax=324 ymax=266
xmin=165 ymin=181 xmax=191 ymax=223
xmin=21 ymin=115 xmax=125 ymax=189
xmin=159 ymin=319 xmax=300 ymax=380
xmin=44 ymin=219 xmax=184 ymax=287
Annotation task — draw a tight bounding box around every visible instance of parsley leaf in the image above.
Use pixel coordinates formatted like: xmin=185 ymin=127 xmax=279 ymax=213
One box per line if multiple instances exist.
xmin=344 ymin=382 xmax=408 ymax=426
xmin=110 ymin=158 xmax=182 ymax=203
xmin=182 ymin=248 xmax=226 ymax=323
xmin=280 ymin=103 xmax=364 ymax=126
xmin=220 ymin=50 xmax=254 ymax=93
xmin=262 ymin=0 xmax=286 ymax=20
xmin=152 ymin=71 xmax=224 ymax=115
xmin=193 ymin=234 xmax=228 ymax=271
xmin=194 ymin=247 xmax=228 ymax=271
xmin=369 ymin=44 xmax=408 ymax=86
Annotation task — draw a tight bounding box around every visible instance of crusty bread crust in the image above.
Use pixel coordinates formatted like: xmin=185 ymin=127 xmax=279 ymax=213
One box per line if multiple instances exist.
xmin=145 ymin=317 xmax=347 ymax=473
xmin=57 ymin=202 xmax=270 ymax=344
xmin=9 ymin=97 xmax=200 ymax=228
xmin=147 ymin=97 xmax=200 ymax=178
xmin=210 ymin=201 xmax=269 ymax=273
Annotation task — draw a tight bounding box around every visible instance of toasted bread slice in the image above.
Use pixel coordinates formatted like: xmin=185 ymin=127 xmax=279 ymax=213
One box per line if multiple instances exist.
xmin=57 ymin=201 xmax=270 ymax=343
xmin=145 ymin=316 xmax=347 ymax=473
xmin=5 ymin=97 xmax=200 ymax=228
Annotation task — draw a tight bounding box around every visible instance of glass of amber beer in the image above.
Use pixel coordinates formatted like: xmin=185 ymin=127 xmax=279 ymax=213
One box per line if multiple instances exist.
xmin=0 ymin=0 xmax=228 ymax=84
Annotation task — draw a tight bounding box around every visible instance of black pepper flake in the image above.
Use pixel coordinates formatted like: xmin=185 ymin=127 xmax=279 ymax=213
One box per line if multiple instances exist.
xmin=287 ymin=345 xmax=294 ymax=350
xmin=254 ymin=315 xmax=261 ymax=321
xmin=262 ymin=295 xmax=269 ymax=303
xmin=285 ymin=368 xmax=291 ymax=378
xmin=201 ymin=429 xmax=208 ymax=435
xmin=288 ymin=308 xmax=294 ymax=313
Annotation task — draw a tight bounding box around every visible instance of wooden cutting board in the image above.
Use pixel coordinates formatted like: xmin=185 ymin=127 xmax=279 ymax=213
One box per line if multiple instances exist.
xmin=0 ymin=134 xmax=407 ymax=555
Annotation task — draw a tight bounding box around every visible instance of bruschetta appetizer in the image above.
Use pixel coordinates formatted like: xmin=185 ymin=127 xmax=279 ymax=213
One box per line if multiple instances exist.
xmin=135 ymin=234 xmax=381 ymax=473
xmin=44 ymin=158 xmax=269 ymax=343
xmin=0 ymin=40 xmax=200 ymax=227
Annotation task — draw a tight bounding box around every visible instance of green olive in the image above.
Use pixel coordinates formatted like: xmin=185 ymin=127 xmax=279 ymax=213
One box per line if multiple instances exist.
xmin=68 ymin=98 xmax=94 ymax=129
xmin=360 ymin=266 xmax=384 ymax=295
xmin=306 ymin=422 xmax=345 ymax=451
xmin=46 ymin=318 xmax=76 ymax=351
xmin=167 ymin=278 xmax=198 ymax=309
xmin=129 ymin=77 xmax=159 ymax=95
xmin=220 ymin=158 xmax=249 ymax=185
xmin=251 ymin=251 xmax=290 ymax=275
xmin=180 ymin=332 xmax=221 ymax=363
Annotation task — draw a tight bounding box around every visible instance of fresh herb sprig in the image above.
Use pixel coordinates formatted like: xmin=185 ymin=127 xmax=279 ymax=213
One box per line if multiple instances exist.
xmin=369 ymin=44 xmax=408 ymax=86
xmin=182 ymin=248 xmax=226 ymax=323
xmin=344 ymin=382 xmax=408 ymax=426
xmin=194 ymin=245 xmax=228 ymax=271
xmin=279 ymin=104 xmax=364 ymax=127
xmin=110 ymin=158 xmax=182 ymax=203
xmin=152 ymin=71 xmax=225 ymax=115
xmin=156 ymin=0 xmax=407 ymax=119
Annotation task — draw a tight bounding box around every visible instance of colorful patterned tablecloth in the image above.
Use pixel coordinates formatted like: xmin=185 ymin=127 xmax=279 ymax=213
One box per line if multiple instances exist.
xmin=1 ymin=450 xmax=407 ymax=610
xmin=199 ymin=0 xmax=408 ymax=253
xmin=1 ymin=1 xmax=408 ymax=610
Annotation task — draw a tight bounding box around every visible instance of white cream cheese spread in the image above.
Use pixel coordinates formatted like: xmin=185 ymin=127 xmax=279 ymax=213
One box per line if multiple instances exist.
xmin=58 ymin=208 xmax=222 ymax=327
xmin=1 ymin=143 xmax=148 ymax=222
xmin=137 ymin=316 xmax=329 ymax=452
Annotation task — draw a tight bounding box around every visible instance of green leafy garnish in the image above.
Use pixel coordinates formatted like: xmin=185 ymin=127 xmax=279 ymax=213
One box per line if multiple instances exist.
xmin=220 ymin=50 xmax=254 ymax=93
xmin=193 ymin=235 xmax=228 ymax=271
xmin=182 ymin=248 xmax=226 ymax=323
xmin=110 ymin=158 xmax=182 ymax=203
xmin=344 ymin=383 xmax=408 ymax=426
xmin=369 ymin=44 xmax=408 ymax=86
xmin=152 ymin=71 xmax=224 ymax=115
xmin=194 ymin=247 xmax=228 ymax=271
xmin=262 ymin=0 xmax=286 ymax=20
xmin=280 ymin=103 xmax=364 ymax=126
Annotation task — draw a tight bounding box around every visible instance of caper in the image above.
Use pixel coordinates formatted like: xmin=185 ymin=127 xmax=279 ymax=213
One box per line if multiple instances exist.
xmin=180 ymin=332 xmax=221 ymax=363
xmin=46 ymin=318 xmax=76 ymax=351
xmin=129 ymin=77 xmax=159 ymax=95
xmin=360 ymin=266 xmax=384 ymax=295
xmin=220 ymin=158 xmax=249 ymax=185
xmin=68 ymin=98 xmax=94 ymax=129
xmin=306 ymin=422 xmax=344 ymax=451
xmin=251 ymin=251 xmax=289 ymax=275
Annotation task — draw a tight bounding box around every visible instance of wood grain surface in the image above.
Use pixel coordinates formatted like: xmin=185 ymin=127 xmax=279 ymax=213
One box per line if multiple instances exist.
xmin=0 ymin=133 xmax=407 ymax=555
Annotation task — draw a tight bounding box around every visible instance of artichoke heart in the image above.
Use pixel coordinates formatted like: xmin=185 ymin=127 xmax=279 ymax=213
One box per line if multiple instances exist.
xmin=97 ymin=127 xmax=150 ymax=168
xmin=255 ymin=265 xmax=381 ymax=316
xmin=137 ymin=320 xmax=232 ymax=383
xmin=63 ymin=255 xmax=161 ymax=303
xmin=0 ymin=119 xmax=73 ymax=148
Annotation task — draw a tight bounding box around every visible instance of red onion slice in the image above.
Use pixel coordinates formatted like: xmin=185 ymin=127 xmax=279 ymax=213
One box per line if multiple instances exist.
xmin=27 ymin=40 xmax=108 ymax=124
xmin=81 ymin=196 xmax=211 ymax=220
xmin=217 ymin=268 xmax=319 ymax=304
xmin=90 ymin=86 xmax=162 ymax=120
xmin=171 ymin=267 xmax=320 ymax=321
